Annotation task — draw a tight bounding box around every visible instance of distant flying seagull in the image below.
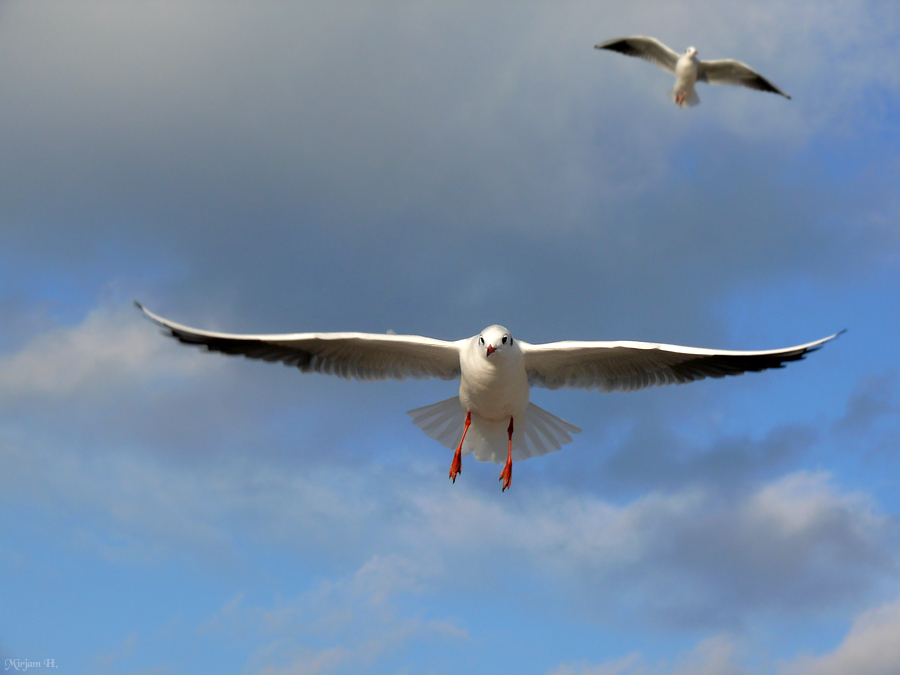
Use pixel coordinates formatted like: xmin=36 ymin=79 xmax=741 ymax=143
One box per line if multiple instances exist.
xmin=136 ymin=303 xmax=837 ymax=490
xmin=595 ymin=36 xmax=790 ymax=108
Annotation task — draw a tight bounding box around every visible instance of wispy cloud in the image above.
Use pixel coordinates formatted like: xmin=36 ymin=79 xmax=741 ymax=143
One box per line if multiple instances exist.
xmin=551 ymin=599 xmax=900 ymax=675
xmin=0 ymin=304 xmax=210 ymax=398
xmin=549 ymin=634 xmax=748 ymax=675
xmin=835 ymin=371 xmax=900 ymax=435
xmin=201 ymin=554 xmax=465 ymax=675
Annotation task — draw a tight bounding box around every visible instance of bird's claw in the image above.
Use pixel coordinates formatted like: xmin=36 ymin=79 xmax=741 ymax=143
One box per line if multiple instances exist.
xmin=499 ymin=463 xmax=512 ymax=492
xmin=449 ymin=450 xmax=462 ymax=484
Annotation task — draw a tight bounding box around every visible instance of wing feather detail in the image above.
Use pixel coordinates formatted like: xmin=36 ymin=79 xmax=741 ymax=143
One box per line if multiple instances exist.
xmin=136 ymin=303 xmax=462 ymax=381
xmin=697 ymin=59 xmax=790 ymax=98
xmin=521 ymin=333 xmax=841 ymax=392
xmin=595 ymin=36 xmax=680 ymax=73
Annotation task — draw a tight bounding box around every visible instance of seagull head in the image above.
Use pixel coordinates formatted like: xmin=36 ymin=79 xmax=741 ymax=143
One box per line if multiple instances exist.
xmin=478 ymin=325 xmax=514 ymax=359
xmin=685 ymin=46 xmax=698 ymax=58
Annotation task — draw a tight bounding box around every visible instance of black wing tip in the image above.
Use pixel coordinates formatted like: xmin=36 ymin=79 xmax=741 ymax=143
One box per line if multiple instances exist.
xmin=822 ymin=328 xmax=848 ymax=344
xmin=755 ymin=77 xmax=791 ymax=99
xmin=595 ymin=38 xmax=631 ymax=52
xmin=134 ymin=300 xmax=145 ymax=311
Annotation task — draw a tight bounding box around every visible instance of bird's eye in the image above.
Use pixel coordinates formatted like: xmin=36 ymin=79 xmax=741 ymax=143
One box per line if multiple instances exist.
xmin=478 ymin=336 xmax=484 ymax=345
xmin=502 ymin=336 xmax=508 ymax=344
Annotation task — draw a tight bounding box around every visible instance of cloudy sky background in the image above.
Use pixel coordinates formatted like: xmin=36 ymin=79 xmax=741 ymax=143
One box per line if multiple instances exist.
xmin=2 ymin=1 xmax=900 ymax=673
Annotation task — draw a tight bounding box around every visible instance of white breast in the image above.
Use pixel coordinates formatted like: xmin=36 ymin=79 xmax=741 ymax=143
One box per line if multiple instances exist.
xmin=458 ymin=338 xmax=530 ymax=421
xmin=675 ymin=54 xmax=697 ymax=86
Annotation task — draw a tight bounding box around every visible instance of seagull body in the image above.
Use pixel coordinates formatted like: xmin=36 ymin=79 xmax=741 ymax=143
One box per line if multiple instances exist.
xmin=672 ymin=47 xmax=701 ymax=108
xmin=595 ymin=36 xmax=790 ymax=108
xmin=137 ymin=303 xmax=837 ymax=490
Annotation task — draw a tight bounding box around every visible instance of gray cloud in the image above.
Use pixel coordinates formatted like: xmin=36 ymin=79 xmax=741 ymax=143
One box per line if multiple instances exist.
xmin=601 ymin=418 xmax=816 ymax=493
xmin=1 ymin=2 xmax=898 ymax=345
xmin=835 ymin=371 xmax=900 ymax=435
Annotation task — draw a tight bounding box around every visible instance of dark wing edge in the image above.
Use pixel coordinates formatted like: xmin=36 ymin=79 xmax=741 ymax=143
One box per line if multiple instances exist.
xmin=594 ymin=36 xmax=680 ymax=73
xmin=135 ymin=302 xmax=462 ymax=381
xmin=521 ymin=331 xmax=843 ymax=392
xmin=697 ymin=59 xmax=791 ymax=98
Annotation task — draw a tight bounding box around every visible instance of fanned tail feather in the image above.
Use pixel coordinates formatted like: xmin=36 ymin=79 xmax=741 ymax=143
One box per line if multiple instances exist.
xmin=519 ymin=402 xmax=582 ymax=460
xmin=669 ymin=86 xmax=700 ymax=108
xmin=407 ymin=398 xmax=581 ymax=465
xmin=406 ymin=397 xmax=465 ymax=450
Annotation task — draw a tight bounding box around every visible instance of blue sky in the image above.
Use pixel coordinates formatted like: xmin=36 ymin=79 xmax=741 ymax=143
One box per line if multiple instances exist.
xmin=2 ymin=2 xmax=900 ymax=673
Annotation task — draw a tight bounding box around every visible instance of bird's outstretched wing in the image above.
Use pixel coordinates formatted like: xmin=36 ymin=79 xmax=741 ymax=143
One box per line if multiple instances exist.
xmin=136 ymin=303 xmax=462 ymax=381
xmin=697 ymin=59 xmax=790 ymax=98
xmin=520 ymin=333 xmax=840 ymax=392
xmin=594 ymin=36 xmax=680 ymax=73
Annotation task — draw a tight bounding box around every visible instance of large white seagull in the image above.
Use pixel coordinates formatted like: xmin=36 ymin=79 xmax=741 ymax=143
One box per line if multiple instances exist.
xmin=137 ymin=303 xmax=838 ymax=490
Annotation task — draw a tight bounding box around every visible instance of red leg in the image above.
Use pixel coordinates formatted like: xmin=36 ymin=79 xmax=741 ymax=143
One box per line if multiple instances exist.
xmin=449 ymin=412 xmax=471 ymax=483
xmin=499 ymin=417 xmax=514 ymax=492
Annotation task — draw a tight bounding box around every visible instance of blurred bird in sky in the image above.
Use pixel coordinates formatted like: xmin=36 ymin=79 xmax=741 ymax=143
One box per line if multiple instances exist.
xmin=595 ymin=36 xmax=791 ymax=108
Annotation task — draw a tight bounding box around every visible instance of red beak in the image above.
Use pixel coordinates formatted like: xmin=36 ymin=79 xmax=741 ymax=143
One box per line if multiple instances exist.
xmin=486 ymin=344 xmax=496 ymax=357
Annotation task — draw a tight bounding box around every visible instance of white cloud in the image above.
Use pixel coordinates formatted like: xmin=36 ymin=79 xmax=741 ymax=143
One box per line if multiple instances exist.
xmin=549 ymin=634 xmax=747 ymax=675
xmin=544 ymin=596 xmax=900 ymax=675
xmin=0 ymin=304 xmax=210 ymax=398
xmin=550 ymin=652 xmax=646 ymax=675
xmin=669 ymin=636 xmax=748 ymax=675
xmin=746 ymin=471 xmax=876 ymax=538
xmin=781 ymin=598 xmax=900 ymax=675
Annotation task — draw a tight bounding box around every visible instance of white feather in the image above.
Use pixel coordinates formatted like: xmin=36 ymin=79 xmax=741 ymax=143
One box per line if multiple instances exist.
xmin=407 ymin=398 xmax=581 ymax=464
